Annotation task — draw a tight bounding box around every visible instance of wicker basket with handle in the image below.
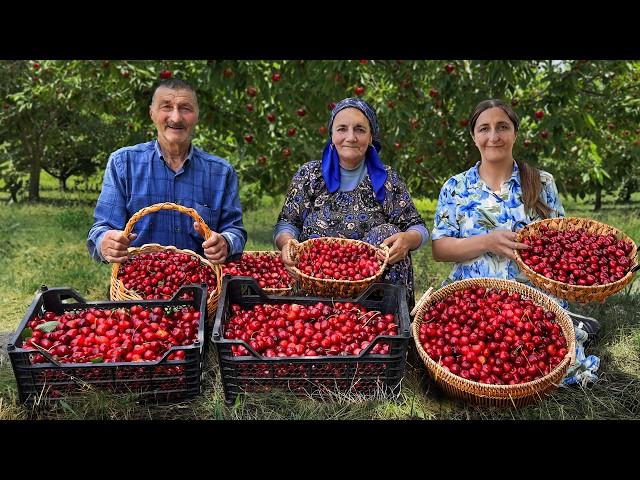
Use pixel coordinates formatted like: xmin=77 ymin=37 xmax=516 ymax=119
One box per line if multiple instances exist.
xmin=513 ymin=217 xmax=638 ymax=303
xmin=109 ymin=202 xmax=222 ymax=320
xmin=411 ymin=278 xmax=576 ymax=408
xmin=223 ymin=250 xmax=296 ymax=296
xmin=285 ymin=237 xmax=390 ymax=297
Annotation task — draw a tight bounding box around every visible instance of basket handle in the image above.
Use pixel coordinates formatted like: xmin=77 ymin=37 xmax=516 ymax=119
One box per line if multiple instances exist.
xmin=123 ymin=202 xmax=213 ymax=240
xmin=512 ymin=220 xmax=528 ymax=233
xmin=410 ymin=286 xmax=434 ymax=317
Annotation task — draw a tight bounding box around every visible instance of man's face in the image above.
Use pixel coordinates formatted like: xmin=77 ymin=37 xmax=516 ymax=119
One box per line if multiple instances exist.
xmin=149 ymin=87 xmax=199 ymax=147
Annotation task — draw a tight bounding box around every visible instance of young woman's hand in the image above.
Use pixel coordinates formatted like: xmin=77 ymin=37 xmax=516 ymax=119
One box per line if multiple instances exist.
xmin=484 ymin=230 xmax=529 ymax=259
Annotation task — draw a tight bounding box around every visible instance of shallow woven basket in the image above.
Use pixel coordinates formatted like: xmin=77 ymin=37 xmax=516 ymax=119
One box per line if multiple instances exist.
xmin=286 ymin=237 xmax=390 ymax=297
xmin=513 ymin=217 xmax=639 ymax=303
xmin=411 ymin=278 xmax=576 ymax=408
xmin=228 ymin=250 xmax=296 ymax=296
xmin=109 ymin=202 xmax=222 ymax=320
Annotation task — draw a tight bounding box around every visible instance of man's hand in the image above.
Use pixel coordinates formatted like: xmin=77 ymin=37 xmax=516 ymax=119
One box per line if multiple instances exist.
xmin=194 ymin=222 xmax=228 ymax=264
xmin=100 ymin=230 xmax=137 ymax=263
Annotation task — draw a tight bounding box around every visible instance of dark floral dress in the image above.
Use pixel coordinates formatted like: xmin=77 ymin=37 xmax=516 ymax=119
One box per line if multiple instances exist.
xmin=276 ymin=160 xmax=426 ymax=308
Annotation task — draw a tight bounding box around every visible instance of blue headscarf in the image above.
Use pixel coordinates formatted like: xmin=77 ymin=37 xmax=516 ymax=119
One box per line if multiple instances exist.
xmin=321 ymin=97 xmax=388 ymax=203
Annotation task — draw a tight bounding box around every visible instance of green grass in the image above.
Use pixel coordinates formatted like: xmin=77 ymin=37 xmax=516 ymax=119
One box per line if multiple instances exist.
xmin=0 ymin=182 xmax=639 ymax=420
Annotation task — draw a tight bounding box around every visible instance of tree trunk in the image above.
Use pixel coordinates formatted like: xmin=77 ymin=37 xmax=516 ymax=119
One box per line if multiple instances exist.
xmin=28 ymin=152 xmax=41 ymax=202
xmin=594 ymin=186 xmax=602 ymax=211
xmin=59 ymin=176 xmax=68 ymax=191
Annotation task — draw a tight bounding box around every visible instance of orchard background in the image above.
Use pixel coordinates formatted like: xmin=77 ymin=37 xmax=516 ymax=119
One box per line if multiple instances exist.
xmin=0 ymin=60 xmax=639 ymax=420
xmin=2 ymin=60 xmax=639 ymax=209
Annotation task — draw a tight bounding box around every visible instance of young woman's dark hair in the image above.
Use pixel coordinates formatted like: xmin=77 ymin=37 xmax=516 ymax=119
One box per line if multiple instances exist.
xmin=469 ymin=99 xmax=551 ymax=219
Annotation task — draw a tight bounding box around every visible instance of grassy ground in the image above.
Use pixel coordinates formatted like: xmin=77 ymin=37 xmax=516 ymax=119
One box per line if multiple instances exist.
xmin=0 ymin=177 xmax=638 ymax=419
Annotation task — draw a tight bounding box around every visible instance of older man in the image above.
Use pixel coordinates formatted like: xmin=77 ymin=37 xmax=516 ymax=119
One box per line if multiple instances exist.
xmin=87 ymin=78 xmax=247 ymax=264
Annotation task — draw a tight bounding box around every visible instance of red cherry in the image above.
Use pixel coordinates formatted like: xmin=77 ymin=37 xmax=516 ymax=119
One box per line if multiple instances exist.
xmin=159 ymin=69 xmax=172 ymax=79
xmin=359 ymin=59 xmax=369 ymax=64
xmin=33 ymin=62 xmax=40 ymax=69
xmin=387 ymin=100 xmax=395 ymax=108
xmin=272 ymin=72 xmax=281 ymax=82
xmin=223 ymin=68 xmax=234 ymax=78
xmin=540 ymin=130 xmax=549 ymax=139
xmin=246 ymin=86 xmax=258 ymax=97
xmin=282 ymin=148 xmax=291 ymax=157
xmin=535 ymin=110 xmax=545 ymax=119
xmin=296 ymin=108 xmax=306 ymax=117
xmin=328 ymin=102 xmax=336 ymax=110
xmin=354 ymin=86 xmax=365 ymax=96
xmin=266 ymin=113 xmax=276 ymax=123
xmin=287 ymin=128 xmax=297 ymax=137
xmin=244 ymin=134 xmax=253 ymax=143
xmin=429 ymin=89 xmax=439 ymax=98
xmin=444 ymin=63 xmax=455 ymax=73
xmin=257 ymin=155 xmax=267 ymax=165
xmin=121 ymin=70 xmax=130 ymax=78
xmin=318 ymin=126 xmax=328 ymax=135
xmin=246 ymin=103 xmax=254 ymax=112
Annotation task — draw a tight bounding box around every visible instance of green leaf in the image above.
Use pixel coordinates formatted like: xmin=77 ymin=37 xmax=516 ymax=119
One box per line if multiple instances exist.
xmin=59 ymin=400 xmax=76 ymax=416
xmin=90 ymin=356 xmax=104 ymax=363
xmin=585 ymin=113 xmax=597 ymax=128
xmin=36 ymin=321 xmax=59 ymax=333
xmin=20 ymin=327 xmax=33 ymax=339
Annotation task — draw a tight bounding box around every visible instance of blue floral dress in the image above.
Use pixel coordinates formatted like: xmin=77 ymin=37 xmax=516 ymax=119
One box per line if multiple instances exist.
xmin=276 ymin=160 xmax=427 ymax=308
xmin=432 ymin=161 xmax=565 ymax=285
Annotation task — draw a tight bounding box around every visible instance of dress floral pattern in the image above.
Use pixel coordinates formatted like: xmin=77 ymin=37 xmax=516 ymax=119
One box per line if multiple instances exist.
xmin=432 ymin=161 xmax=565 ymax=285
xmin=277 ymin=160 xmax=426 ymax=308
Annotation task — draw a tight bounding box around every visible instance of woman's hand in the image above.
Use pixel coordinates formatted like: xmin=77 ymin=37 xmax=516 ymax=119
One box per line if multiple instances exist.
xmin=382 ymin=232 xmax=415 ymax=265
xmin=280 ymin=238 xmax=298 ymax=268
xmin=484 ymin=230 xmax=529 ymax=260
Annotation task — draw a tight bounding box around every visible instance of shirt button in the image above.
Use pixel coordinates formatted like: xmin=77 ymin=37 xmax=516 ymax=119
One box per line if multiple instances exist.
xmin=174 ymin=227 xmax=181 ymax=232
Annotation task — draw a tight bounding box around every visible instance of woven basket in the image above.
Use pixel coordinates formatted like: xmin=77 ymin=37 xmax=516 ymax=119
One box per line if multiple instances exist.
xmin=109 ymin=202 xmax=222 ymax=320
xmin=411 ymin=278 xmax=576 ymax=408
xmin=224 ymin=250 xmax=296 ymax=296
xmin=286 ymin=237 xmax=390 ymax=297
xmin=513 ymin=217 xmax=638 ymax=303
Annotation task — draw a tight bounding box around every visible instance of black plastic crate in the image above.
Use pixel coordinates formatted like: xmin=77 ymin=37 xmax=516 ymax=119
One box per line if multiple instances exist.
xmin=211 ymin=277 xmax=411 ymax=405
xmin=7 ymin=284 xmax=208 ymax=404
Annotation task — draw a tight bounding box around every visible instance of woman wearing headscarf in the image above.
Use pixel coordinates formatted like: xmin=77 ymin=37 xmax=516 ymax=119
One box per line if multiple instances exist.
xmin=274 ymin=97 xmax=428 ymax=307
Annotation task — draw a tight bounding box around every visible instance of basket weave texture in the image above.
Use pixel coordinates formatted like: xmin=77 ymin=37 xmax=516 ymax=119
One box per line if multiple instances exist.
xmin=411 ymin=278 xmax=576 ymax=408
xmin=226 ymin=251 xmax=296 ymax=296
xmin=513 ymin=217 xmax=638 ymax=303
xmin=109 ymin=203 xmax=222 ymax=319
xmin=286 ymin=237 xmax=389 ymax=297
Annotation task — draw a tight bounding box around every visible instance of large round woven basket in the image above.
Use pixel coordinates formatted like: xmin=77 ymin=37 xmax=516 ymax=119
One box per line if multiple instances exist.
xmin=513 ymin=217 xmax=638 ymax=303
xmin=109 ymin=202 xmax=222 ymax=319
xmin=224 ymin=250 xmax=296 ymax=296
xmin=411 ymin=278 xmax=576 ymax=408
xmin=286 ymin=237 xmax=390 ymax=297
